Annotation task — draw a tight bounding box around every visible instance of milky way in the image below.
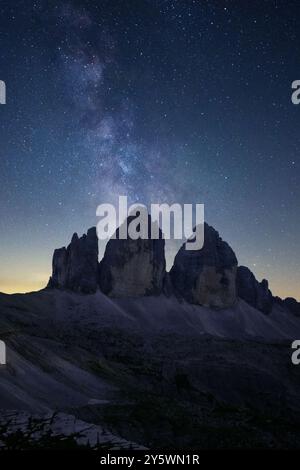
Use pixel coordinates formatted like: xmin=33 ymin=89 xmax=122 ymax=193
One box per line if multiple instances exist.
xmin=0 ymin=0 xmax=299 ymax=298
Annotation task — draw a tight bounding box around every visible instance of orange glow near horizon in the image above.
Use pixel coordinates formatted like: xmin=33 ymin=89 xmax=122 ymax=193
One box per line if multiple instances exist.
xmin=0 ymin=273 xmax=299 ymax=302
xmin=0 ymin=277 xmax=49 ymax=295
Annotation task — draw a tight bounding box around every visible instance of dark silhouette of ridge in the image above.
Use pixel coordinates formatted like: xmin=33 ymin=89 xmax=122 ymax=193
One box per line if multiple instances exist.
xmin=47 ymin=216 xmax=300 ymax=315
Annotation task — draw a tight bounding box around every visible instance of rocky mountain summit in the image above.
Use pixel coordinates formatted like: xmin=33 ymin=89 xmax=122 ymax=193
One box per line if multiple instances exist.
xmin=99 ymin=215 xmax=166 ymax=297
xmin=48 ymin=227 xmax=98 ymax=294
xmin=47 ymin=215 xmax=299 ymax=314
xmin=274 ymin=296 xmax=300 ymax=316
xmin=170 ymin=223 xmax=237 ymax=308
xmin=236 ymin=266 xmax=273 ymax=314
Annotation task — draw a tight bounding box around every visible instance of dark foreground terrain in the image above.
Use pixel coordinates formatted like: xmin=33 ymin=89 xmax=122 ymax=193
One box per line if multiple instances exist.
xmin=0 ymin=289 xmax=300 ymax=449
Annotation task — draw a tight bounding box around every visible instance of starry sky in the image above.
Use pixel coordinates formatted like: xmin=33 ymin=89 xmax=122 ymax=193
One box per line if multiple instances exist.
xmin=0 ymin=0 xmax=299 ymax=299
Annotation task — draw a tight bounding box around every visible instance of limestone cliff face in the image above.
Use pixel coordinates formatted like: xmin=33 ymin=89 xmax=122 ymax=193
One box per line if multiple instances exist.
xmin=47 ymin=227 xmax=99 ymax=294
xmin=170 ymin=223 xmax=238 ymax=308
xmin=236 ymin=266 xmax=273 ymax=314
xmin=46 ymin=219 xmax=295 ymax=316
xmin=98 ymin=215 xmax=166 ymax=297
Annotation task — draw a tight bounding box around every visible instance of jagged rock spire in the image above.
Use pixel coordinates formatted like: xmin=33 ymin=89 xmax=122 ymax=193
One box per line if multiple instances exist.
xmin=99 ymin=213 xmax=166 ymax=297
xmin=236 ymin=266 xmax=273 ymax=314
xmin=47 ymin=227 xmax=99 ymax=294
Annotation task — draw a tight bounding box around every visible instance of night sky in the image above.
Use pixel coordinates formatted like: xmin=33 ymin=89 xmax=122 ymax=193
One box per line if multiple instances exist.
xmin=0 ymin=0 xmax=299 ymax=299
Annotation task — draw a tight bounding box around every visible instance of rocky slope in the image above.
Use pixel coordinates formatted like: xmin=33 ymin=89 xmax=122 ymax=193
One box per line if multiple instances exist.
xmin=0 ymin=410 xmax=144 ymax=450
xmin=1 ymin=289 xmax=300 ymax=448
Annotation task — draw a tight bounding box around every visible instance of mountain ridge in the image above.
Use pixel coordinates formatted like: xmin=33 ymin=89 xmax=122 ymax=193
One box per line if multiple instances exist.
xmin=47 ymin=219 xmax=300 ymax=315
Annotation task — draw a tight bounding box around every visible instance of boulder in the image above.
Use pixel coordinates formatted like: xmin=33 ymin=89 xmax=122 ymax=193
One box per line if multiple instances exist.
xmin=236 ymin=266 xmax=273 ymax=314
xmin=170 ymin=223 xmax=238 ymax=308
xmin=47 ymin=227 xmax=99 ymax=293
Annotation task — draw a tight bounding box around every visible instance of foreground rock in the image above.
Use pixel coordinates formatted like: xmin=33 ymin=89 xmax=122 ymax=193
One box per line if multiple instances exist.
xmin=47 ymin=227 xmax=99 ymax=293
xmin=170 ymin=223 xmax=238 ymax=308
xmin=0 ymin=410 xmax=145 ymax=450
xmin=237 ymin=266 xmax=273 ymax=314
xmin=2 ymin=290 xmax=300 ymax=449
xmin=99 ymin=215 xmax=166 ymax=297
